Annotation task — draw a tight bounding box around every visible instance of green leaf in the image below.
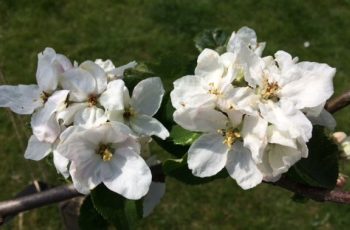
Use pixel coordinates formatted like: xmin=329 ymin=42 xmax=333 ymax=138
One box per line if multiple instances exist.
xmin=170 ymin=125 xmax=200 ymax=145
xmin=154 ymin=91 xmax=175 ymax=130
xmin=286 ymin=126 xmax=339 ymax=189
xmin=91 ymin=184 xmax=143 ymax=230
xmin=194 ymin=28 xmax=229 ymax=54
xmin=79 ymin=196 xmax=109 ymax=230
xmin=163 ymin=154 xmax=228 ymax=185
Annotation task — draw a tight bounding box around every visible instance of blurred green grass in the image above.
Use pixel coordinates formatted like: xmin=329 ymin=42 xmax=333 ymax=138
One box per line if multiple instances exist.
xmin=1 ymin=0 xmax=350 ymax=229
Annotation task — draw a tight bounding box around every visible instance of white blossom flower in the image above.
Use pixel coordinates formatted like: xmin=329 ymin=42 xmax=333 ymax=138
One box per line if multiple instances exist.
xmin=95 ymin=59 xmax=137 ymax=80
xmin=58 ymin=61 xmax=110 ymax=128
xmin=174 ymin=107 xmax=264 ymax=189
xmin=56 ymin=122 xmax=152 ymax=199
xmin=257 ymin=125 xmax=308 ymax=182
xmin=0 ymin=48 xmax=72 ymax=114
xmin=227 ymin=26 xmax=266 ymax=56
xmin=107 ymin=77 xmax=169 ymax=140
xmin=171 ymin=48 xmax=258 ymax=113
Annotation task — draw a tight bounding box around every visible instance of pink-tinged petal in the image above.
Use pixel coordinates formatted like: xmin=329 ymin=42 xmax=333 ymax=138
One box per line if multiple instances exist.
xmin=99 ymin=79 xmax=125 ymax=111
xmin=173 ymin=107 xmax=227 ymax=133
xmin=24 ymin=135 xmax=52 ymax=161
xmin=226 ymin=141 xmax=263 ymax=189
xmin=188 ymin=133 xmax=228 ymax=177
xmin=130 ymin=115 xmax=169 ymax=140
xmin=102 ymin=148 xmax=152 ymax=200
xmin=241 ymin=115 xmax=268 ymax=163
xmin=131 ymin=77 xmax=165 ymax=116
xmin=0 ymin=84 xmax=42 ymax=114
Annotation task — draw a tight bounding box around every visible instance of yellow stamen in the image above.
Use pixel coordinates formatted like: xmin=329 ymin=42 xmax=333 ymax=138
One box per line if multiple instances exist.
xmin=97 ymin=144 xmax=113 ymax=161
xmin=261 ymin=78 xmax=280 ymax=101
xmin=208 ymin=82 xmax=221 ymax=96
xmin=217 ymin=129 xmax=241 ymax=148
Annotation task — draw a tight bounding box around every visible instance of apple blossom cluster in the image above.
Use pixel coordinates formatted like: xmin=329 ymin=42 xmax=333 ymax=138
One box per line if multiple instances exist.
xmin=0 ymin=48 xmax=169 ymax=201
xmin=170 ymin=27 xmax=336 ymax=189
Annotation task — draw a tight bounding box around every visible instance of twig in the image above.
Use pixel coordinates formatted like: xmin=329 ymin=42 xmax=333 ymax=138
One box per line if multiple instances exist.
xmin=269 ymin=177 xmax=350 ymax=204
xmin=325 ymin=90 xmax=350 ymax=113
xmin=0 ymin=184 xmax=83 ymax=225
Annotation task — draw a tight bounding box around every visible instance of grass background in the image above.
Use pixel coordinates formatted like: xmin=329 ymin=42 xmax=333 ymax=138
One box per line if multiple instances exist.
xmin=1 ymin=0 xmax=350 ymax=229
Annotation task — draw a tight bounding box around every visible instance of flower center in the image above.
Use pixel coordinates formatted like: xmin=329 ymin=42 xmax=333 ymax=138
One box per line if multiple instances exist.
xmin=88 ymin=95 xmax=98 ymax=107
xmin=218 ymin=128 xmax=241 ymax=148
xmin=261 ymin=79 xmax=280 ymax=102
xmin=208 ymin=82 xmax=221 ymax=95
xmin=97 ymin=144 xmax=114 ymax=161
xmin=40 ymin=91 xmax=50 ymax=103
xmin=123 ymin=107 xmax=136 ymax=120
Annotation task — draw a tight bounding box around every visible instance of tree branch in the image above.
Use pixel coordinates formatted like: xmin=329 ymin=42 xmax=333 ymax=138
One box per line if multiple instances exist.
xmin=0 ymin=184 xmax=83 ymax=225
xmin=325 ymin=90 xmax=350 ymax=113
xmin=269 ymin=177 xmax=350 ymax=204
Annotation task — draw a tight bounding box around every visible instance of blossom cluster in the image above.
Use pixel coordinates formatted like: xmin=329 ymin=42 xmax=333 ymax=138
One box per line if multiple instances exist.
xmin=170 ymin=27 xmax=336 ymax=189
xmin=0 ymin=48 xmax=169 ymax=202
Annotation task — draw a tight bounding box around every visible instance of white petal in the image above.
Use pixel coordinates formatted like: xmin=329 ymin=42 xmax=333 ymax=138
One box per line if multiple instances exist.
xmin=95 ymin=59 xmax=116 ymax=72
xmin=110 ymin=61 xmax=138 ymax=79
xmin=99 ymin=79 xmax=125 ymax=111
xmin=173 ymin=107 xmax=227 ymax=133
xmin=80 ymin=61 xmax=107 ymax=94
xmin=0 ymin=84 xmax=42 ymax=114
xmin=102 ymin=147 xmax=152 ymax=200
xmin=223 ymin=87 xmax=259 ymax=116
xmin=70 ymin=161 xmax=102 ymax=194
xmin=131 ymin=77 xmax=165 ymax=116
xmin=227 ymin=26 xmax=257 ymax=52
xmin=267 ymin=125 xmax=297 ymax=149
xmin=53 ymin=150 xmax=70 ymax=178
xmin=307 ymin=109 xmax=336 ymax=130
xmin=143 ymin=182 xmax=166 ymax=217
xmin=36 ymin=48 xmax=72 ymax=93
xmin=57 ymin=102 xmax=87 ymax=126
xmin=130 ymin=115 xmax=169 ymax=140
xmin=170 ymin=75 xmax=215 ymax=109
xmin=267 ymin=144 xmax=302 ymax=177
xmin=226 ymin=141 xmax=263 ymax=189
xmin=241 ymin=115 xmax=268 ymax=163
xmin=195 ymin=49 xmax=223 ymax=78
xmin=60 ymin=68 xmax=96 ymax=102
xmin=188 ymin=133 xmax=228 ymax=177
xmin=259 ymin=101 xmax=312 ymax=142
xmin=74 ymin=107 xmax=107 ymax=128
xmin=31 ymin=90 xmax=69 ymax=143
xmin=24 ymin=135 xmax=52 ymax=160
xmin=238 ymin=45 xmax=264 ymax=87
xmin=280 ymin=62 xmax=335 ymax=109
xmin=31 ymin=111 xmax=60 ymax=143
